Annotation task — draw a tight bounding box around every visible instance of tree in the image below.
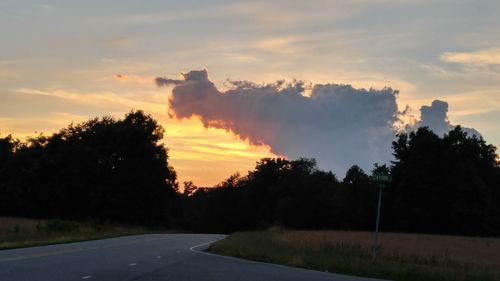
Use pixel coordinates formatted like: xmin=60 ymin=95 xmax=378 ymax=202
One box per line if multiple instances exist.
xmin=343 ymin=165 xmax=369 ymax=185
xmin=0 ymin=134 xmax=16 ymax=168
xmin=389 ymin=126 xmax=500 ymax=235
xmin=0 ymin=111 xmax=178 ymax=226
xmin=178 ymin=157 xmax=341 ymax=232
xmin=183 ymin=181 xmax=197 ymax=196
xmin=371 ymin=163 xmax=390 ymax=177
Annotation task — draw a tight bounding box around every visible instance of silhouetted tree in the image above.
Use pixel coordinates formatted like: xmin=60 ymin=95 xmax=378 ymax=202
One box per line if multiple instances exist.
xmin=182 ymin=181 xmax=197 ymax=196
xmin=371 ymin=163 xmax=390 ymax=176
xmin=178 ymin=158 xmax=341 ymax=232
xmin=179 ymin=126 xmax=500 ymax=235
xmin=388 ymin=126 xmax=500 ymax=235
xmin=0 ymin=135 xmax=16 ymax=168
xmin=343 ymin=165 xmax=369 ymax=185
xmin=337 ymin=165 xmax=378 ymax=229
xmin=0 ymin=111 xmax=177 ymax=226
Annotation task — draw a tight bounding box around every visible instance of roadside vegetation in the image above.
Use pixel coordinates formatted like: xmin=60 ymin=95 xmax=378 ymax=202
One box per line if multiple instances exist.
xmin=0 ymin=217 xmax=153 ymax=250
xmin=209 ymin=228 xmax=500 ymax=281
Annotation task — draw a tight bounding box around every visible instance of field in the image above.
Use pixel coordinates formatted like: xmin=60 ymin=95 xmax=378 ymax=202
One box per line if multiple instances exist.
xmin=0 ymin=217 xmax=154 ymax=250
xmin=209 ymin=228 xmax=500 ymax=281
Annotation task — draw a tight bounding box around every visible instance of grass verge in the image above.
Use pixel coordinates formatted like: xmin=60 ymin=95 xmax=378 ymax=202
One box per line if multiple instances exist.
xmin=0 ymin=217 xmax=161 ymax=250
xmin=208 ymin=228 xmax=500 ymax=281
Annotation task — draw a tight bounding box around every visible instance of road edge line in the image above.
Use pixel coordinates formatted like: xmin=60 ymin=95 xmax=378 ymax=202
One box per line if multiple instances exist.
xmin=189 ymin=236 xmax=386 ymax=281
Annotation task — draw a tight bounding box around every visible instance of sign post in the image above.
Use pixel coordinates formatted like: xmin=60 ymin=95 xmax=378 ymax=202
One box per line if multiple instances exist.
xmin=370 ymin=173 xmax=391 ymax=259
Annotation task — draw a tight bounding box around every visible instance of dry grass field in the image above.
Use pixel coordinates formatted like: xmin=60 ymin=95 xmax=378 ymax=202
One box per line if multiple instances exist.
xmin=0 ymin=217 xmax=44 ymax=234
xmin=282 ymin=230 xmax=500 ymax=269
xmin=0 ymin=217 xmax=152 ymax=250
xmin=210 ymin=228 xmax=500 ymax=281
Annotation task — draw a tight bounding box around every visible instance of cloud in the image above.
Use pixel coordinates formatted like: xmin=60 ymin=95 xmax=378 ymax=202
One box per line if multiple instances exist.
xmin=157 ymin=69 xmax=400 ymax=175
xmin=0 ymin=112 xmax=88 ymax=139
xmin=408 ymin=100 xmax=481 ymax=137
xmin=442 ymin=89 xmax=500 ymax=117
xmin=222 ymin=53 xmax=260 ymax=63
xmin=156 ymin=70 xmax=211 ymax=88
xmin=256 ymin=37 xmax=302 ymax=54
xmin=17 ymin=88 xmax=166 ymax=115
xmin=420 ymin=100 xmax=451 ymax=135
xmin=441 ymin=47 xmax=500 ymax=66
xmin=50 ymin=36 xmax=134 ymax=48
xmin=115 ymin=74 xmax=154 ymax=84
xmin=157 ymin=70 xmax=484 ymax=176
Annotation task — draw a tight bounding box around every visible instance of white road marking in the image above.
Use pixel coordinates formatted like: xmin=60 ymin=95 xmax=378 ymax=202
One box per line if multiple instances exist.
xmin=189 ymin=236 xmax=341 ymax=277
xmin=129 ymin=263 xmax=137 ymax=266
xmin=189 ymin=237 xmax=226 ymax=253
xmin=156 ymin=256 xmax=162 ymax=259
xmin=81 ymin=275 xmax=93 ymax=279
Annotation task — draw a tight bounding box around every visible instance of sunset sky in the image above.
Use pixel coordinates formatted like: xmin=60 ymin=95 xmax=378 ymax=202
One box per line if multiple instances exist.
xmin=1 ymin=1 xmax=499 ymax=186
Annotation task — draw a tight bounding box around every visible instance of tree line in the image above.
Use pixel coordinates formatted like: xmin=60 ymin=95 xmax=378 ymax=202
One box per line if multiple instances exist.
xmin=1 ymin=111 xmax=499 ymax=235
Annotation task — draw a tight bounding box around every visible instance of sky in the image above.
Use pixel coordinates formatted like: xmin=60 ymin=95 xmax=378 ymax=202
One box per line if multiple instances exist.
xmin=1 ymin=0 xmax=499 ymax=186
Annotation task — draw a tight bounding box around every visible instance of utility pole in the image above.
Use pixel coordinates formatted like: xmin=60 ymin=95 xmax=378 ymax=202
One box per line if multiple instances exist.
xmin=370 ymin=172 xmax=391 ymax=259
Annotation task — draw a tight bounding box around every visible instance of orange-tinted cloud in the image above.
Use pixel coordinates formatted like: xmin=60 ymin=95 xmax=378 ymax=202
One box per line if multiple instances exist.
xmin=441 ymin=47 xmax=500 ymax=65
xmin=115 ymin=74 xmax=155 ymax=84
xmin=157 ymin=69 xmax=400 ymax=176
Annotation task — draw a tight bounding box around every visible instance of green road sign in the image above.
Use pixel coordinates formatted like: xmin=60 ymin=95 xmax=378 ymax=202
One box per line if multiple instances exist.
xmin=371 ymin=174 xmax=392 ymax=189
xmin=370 ymin=172 xmax=392 ymax=258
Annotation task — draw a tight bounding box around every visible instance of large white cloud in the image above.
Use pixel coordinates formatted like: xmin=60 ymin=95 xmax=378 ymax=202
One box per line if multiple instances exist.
xmin=157 ymin=69 xmax=480 ymax=176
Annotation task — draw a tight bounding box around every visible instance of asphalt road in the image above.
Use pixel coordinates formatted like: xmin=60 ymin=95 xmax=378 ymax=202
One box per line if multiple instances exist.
xmin=0 ymin=234 xmax=385 ymax=281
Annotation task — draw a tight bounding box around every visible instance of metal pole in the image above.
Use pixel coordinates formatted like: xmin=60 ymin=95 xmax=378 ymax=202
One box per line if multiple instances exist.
xmin=373 ymin=187 xmax=383 ymax=258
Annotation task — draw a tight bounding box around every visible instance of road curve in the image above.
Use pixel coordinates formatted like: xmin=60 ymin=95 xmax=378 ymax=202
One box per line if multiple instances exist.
xmin=0 ymin=234 xmax=385 ymax=281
